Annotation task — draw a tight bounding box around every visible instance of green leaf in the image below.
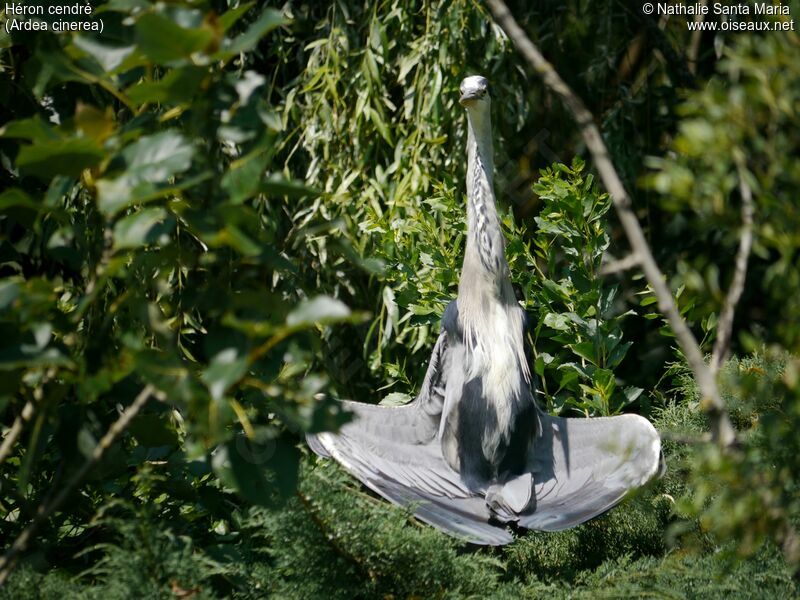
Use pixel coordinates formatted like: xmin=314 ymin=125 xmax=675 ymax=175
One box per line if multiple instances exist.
xmin=135 ymin=12 xmax=215 ymax=64
xmin=593 ymin=368 xmax=616 ymax=397
xmin=218 ymin=224 xmax=261 ymax=256
xmin=261 ymin=175 xmax=320 ymax=199
xmin=368 ymin=106 xmax=393 ymax=144
xmin=0 ymin=189 xmax=39 ymax=211
xmin=214 ymin=435 xmax=299 ymax=507
xmin=77 ymin=427 xmax=97 ymax=458
xmin=97 ymin=130 xmax=194 ymax=215
xmin=219 ymin=2 xmax=254 ymax=31
xmin=557 ymin=368 xmax=580 ymax=391
xmin=543 ymin=312 xmax=570 ymax=332
xmin=534 ymin=352 xmax=553 ymax=377
xmin=607 ymin=341 xmax=632 ymax=368
xmin=382 ymin=286 xmax=398 ymax=344
xmin=569 ymin=342 xmax=597 ymax=365
xmin=558 ymin=362 xmax=590 ymax=380
xmin=126 ymin=66 xmax=207 ymax=105
xmin=219 ymin=8 xmax=286 ymax=57
xmin=380 ymin=392 xmax=413 ymax=406
xmin=16 ymin=138 xmax=105 ymax=179
xmin=72 ymin=37 xmax=136 ymax=72
xmin=119 ymin=130 xmax=194 ymax=182
xmin=702 ymin=312 xmax=718 ymax=334
xmin=222 ymin=152 xmax=270 ymax=205
xmin=113 ymin=207 xmax=176 ymax=250
xmin=286 ymin=296 xmax=351 ymax=328
xmin=201 ymin=348 xmax=249 ymax=402
xmin=542 ymin=279 xmax=572 ymax=301
xmin=0 ymin=116 xmax=60 ymax=142
xmin=0 ymin=279 xmax=21 ymax=310
xmin=623 ymin=386 xmax=644 ymax=405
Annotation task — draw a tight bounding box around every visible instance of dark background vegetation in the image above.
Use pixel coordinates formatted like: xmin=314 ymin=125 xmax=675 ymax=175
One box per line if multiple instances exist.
xmin=0 ymin=0 xmax=799 ymax=597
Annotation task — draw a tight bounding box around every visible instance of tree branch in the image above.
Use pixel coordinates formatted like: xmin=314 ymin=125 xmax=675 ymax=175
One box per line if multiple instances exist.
xmin=600 ymin=252 xmax=641 ymax=276
xmin=0 ymin=369 xmax=55 ymax=468
xmin=0 ymin=384 xmax=161 ymax=585
xmin=486 ymin=0 xmax=736 ymax=448
xmin=687 ymin=0 xmax=708 ymax=75
xmin=0 ymin=401 xmax=34 ymax=468
xmin=711 ymin=163 xmax=754 ymax=373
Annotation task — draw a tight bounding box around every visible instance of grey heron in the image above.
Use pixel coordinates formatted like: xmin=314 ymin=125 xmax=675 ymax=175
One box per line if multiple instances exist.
xmin=307 ymin=75 xmax=662 ymax=545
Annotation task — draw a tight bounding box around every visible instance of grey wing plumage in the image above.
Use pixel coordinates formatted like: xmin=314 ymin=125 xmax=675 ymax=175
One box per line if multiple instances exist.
xmin=519 ymin=411 xmax=662 ymax=531
xmin=308 ymin=326 xmax=662 ymax=544
xmin=306 ymin=332 xmax=512 ymax=545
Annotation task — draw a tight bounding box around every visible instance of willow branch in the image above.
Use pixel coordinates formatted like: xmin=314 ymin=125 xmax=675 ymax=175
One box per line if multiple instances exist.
xmin=0 ymin=384 xmax=160 ymax=585
xmin=711 ymin=164 xmax=754 ymax=373
xmin=486 ymin=0 xmax=736 ymax=448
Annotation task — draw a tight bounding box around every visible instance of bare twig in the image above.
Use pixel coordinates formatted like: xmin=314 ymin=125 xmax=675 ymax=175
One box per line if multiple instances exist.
xmin=600 ymin=253 xmax=641 ymax=276
xmin=615 ymin=33 xmax=645 ymax=86
xmin=687 ymin=0 xmax=708 ymax=75
xmin=0 ymin=384 xmax=161 ymax=585
xmin=0 ymin=401 xmax=34 ymax=467
xmin=711 ymin=163 xmax=754 ymax=373
xmin=636 ymin=11 xmax=695 ymax=89
xmin=0 ymin=368 xmax=55 ymax=467
xmin=486 ymin=0 xmax=736 ymax=448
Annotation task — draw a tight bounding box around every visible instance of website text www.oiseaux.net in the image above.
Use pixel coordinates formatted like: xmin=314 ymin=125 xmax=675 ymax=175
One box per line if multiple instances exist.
xmin=641 ymin=3 xmax=795 ymax=32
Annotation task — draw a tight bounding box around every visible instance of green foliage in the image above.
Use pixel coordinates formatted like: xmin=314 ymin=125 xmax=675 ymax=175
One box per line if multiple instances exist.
xmin=505 ymin=493 xmax=670 ymax=583
xmin=555 ymin=545 xmax=796 ymax=599
xmin=276 ymin=0 xmax=532 ymax=391
xmin=359 ymin=181 xmax=465 ymax=384
xmin=0 ymin=0 xmax=355 ymax=571
xmin=506 ymin=158 xmax=639 ymax=415
xmin=2 ymin=453 xmax=797 ymax=599
xmin=2 ymin=0 xmax=800 ymax=595
xmin=640 ymin=28 xmax=800 ymax=570
xmin=643 ymin=31 xmax=800 ymax=353
xmin=671 ymin=350 xmax=800 ymax=566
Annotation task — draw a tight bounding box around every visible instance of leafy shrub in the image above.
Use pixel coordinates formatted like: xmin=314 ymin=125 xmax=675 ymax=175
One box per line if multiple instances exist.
xmin=669 ymin=350 xmax=800 ymax=566
xmin=504 ymin=158 xmax=640 ymax=416
xmin=0 ymin=0 xmax=354 ymax=577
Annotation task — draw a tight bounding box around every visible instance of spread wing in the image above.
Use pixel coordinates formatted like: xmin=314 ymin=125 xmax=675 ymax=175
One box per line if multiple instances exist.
xmin=518 ymin=412 xmax=662 ymax=531
xmin=307 ymin=331 xmax=512 ymax=545
xmin=308 ymin=318 xmax=662 ymax=543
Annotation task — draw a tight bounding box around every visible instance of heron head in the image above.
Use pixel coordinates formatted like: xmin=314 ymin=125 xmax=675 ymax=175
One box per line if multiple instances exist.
xmin=459 ymin=75 xmax=490 ymax=107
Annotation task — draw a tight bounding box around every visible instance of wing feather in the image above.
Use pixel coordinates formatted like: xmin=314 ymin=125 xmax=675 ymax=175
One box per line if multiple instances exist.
xmin=306 ymin=332 xmax=513 ymax=545
xmin=519 ymin=412 xmax=661 ymax=531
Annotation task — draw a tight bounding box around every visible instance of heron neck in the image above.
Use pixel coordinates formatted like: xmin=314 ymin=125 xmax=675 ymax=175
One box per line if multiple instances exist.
xmin=464 ymin=107 xmax=505 ymax=279
xmin=466 ymin=109 xmax=494 ymax=194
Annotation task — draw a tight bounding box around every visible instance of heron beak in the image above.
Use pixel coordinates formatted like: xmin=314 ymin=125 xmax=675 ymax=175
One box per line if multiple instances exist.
xmin=459 ymin=91 xmax=481 ymax=105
